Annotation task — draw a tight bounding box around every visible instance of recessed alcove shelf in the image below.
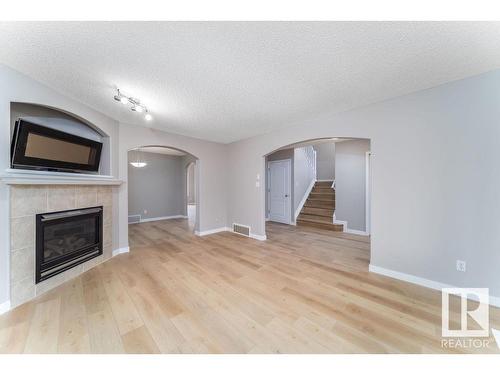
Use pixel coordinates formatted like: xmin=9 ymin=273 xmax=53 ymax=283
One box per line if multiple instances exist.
xmin=0 ymin=169 xmax=123 ymax=186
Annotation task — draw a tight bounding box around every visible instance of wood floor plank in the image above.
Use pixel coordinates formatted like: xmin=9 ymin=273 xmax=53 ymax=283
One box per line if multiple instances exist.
xmin=122 ymin=325 xmax=160 ymax=354
xmin=24 ymin=298 xmax=61 ymax=353
xmin=57 ymin=278 xmax=91 ymax=353
xmin=1 ymin=219 xmax=499 ymax=353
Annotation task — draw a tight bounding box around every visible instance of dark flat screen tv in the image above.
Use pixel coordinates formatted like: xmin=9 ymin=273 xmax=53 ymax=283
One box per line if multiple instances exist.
xmin=11 ymin=119 xmax=103 ymax=173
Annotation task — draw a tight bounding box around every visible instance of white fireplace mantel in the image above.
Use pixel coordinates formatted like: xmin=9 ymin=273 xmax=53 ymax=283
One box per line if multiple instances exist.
xmin=0 ymin=168 xmax=123 ymax=186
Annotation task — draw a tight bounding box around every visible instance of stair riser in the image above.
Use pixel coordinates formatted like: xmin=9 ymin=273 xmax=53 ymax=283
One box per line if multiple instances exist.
xmin=298 ymin=214 xmax=332 ymax=223
xmin=306 ymin=199 xmax=335 ymax=206
xmin=315 ymin=181 xmax=333 ymax=187
xmin=309 ymin=195 xmax=334 ymax=201
xmin=301 ymin=207 xmax=334 ymax=217
xmin=297 ymin=220 xmax=343 ymax=231
xmin=312 ymin=188 xmax=334 ymax=194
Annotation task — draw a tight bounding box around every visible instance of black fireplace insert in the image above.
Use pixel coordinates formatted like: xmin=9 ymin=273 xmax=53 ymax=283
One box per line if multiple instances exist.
xmin=36 ymin=206 xmax=103 ymax=283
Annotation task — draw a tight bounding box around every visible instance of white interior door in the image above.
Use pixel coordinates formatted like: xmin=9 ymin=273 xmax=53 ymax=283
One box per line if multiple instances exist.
xmin=268 ymin=159 xmax=291 ymax=224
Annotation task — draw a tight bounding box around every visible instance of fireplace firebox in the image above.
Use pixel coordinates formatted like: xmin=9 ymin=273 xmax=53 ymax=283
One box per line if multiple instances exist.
xmin=36 ymin=206 xmax=103 ymax=283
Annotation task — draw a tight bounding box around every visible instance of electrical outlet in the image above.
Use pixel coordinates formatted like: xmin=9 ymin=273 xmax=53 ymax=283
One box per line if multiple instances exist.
xmin=456 ymin=260 xmax=466 ymax=272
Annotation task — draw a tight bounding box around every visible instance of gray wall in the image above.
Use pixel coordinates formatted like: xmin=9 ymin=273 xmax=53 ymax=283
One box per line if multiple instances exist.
xmin=128 ymin=151 xmax=185 ymax=220
xmin=314 ymin=142 xmax=335 ymax=180
xmin=227 ymin=69 xmax=500 ymax=299
xmin=187 ymin=162 xmax=195 ymax=204
xmin=180 ymin=154 xmax=197 ymax=215
xmin=335 ymin=139 xmax=370 ymax=232
xmin=118 ymin=122 xmax=228 ymax=247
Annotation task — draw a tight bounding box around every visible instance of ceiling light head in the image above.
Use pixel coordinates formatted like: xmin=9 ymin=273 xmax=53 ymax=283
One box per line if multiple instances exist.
xmin=114 ymin=89 xmax=152 ymax=118
xmin=132 ymin=105 xmax=144 ymax=113
xmin=130 ymin=161 xmax=147 ymax=168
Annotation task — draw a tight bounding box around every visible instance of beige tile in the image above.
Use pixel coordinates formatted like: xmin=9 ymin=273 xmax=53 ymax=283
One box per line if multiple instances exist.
xmin=97 ymin=187 xmax=112 ymax=207
xmin=103 ymin=244 xmax=113 ymax=260
xmin=63 ymin=264 xmax=84 ymax=282
xmin=83 ymin=255 xmax=104 ymax=272
xmin=103 ymin=206 xmax=112 ymax=226
xmin=10 ymin=186 xmax=47 ymax=218
xmin=76 ymin=186 xmax=98 ymax=208
xmin=35 ymin=272 xmax=66 ymax=296
xmin=10 ymin=246 xmax=34 ymax=283
xmin=103 ymin=225 xmax=112 ymax=246
xmin=11 ymin=276 xmax=35 ymax=308
xmin=47 ymin=186 xmax=76 ymax=212
xmin=11 ymin=216 xmax=34 ymax=251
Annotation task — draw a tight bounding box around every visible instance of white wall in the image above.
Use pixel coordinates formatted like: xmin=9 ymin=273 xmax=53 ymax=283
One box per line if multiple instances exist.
xmin=335 ymin=139 xmax=370 ymax=232
xmin=314 ymin=142 xmax=335 ymax=181
xmin=227 ymin=69 xmax=500 ymax=299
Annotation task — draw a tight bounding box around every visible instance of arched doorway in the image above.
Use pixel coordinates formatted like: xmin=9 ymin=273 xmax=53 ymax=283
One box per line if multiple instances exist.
xmin=263 ymin=137 xmax=371 ymax=239
xmin=127 ymin=145 xmax=200 ymax=247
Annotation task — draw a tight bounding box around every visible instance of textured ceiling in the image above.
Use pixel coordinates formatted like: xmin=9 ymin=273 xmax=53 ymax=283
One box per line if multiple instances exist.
xmin=133 ymin=146 xmax=186 ymax=156
xmin=1 ymin=22 xmax=500 ymax=143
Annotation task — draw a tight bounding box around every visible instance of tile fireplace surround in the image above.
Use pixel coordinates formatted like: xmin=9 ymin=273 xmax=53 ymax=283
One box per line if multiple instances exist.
xmin=9 ymin=185 xmax=114 ymax=307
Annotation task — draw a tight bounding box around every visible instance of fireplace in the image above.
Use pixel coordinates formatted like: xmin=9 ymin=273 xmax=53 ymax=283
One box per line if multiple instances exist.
xmin=36 ymin=206 xmax=103 ymax=283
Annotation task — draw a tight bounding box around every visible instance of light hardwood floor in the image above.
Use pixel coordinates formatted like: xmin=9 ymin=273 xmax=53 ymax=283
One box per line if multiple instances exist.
xmin=1 ymin=219 xmax=499 ymax=353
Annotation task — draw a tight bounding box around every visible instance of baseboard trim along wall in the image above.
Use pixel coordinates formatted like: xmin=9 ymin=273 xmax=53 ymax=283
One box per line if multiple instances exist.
xmin=112 ymin=246 xmax=130 ymax=257
xmin=195 ymin=227 xmax=267 ymax=241
xmin=195 ymin=227 xmax=229 ymax=236
xmin=294 ymin=178 xmax=316 ymax=221
xmin=369 ymin=264 xmax=500 ymax=308
xmin=333 ymin=217 xmax=369 ymax=236
xmin=139 ymin=215 xmax=188 ymax=223
xmin=0 ymin=300 xmax=11 ymax=315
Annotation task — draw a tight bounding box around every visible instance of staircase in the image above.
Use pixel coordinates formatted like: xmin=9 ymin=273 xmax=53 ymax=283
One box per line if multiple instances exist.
xmin=296 ymin=181 xmax=344 ymax=231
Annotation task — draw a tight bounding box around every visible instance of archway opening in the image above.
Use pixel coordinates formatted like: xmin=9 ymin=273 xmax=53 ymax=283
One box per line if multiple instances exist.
xmin=127 ymin=145 xmax=199 ymax=247
xmin=263 ymin=137 xmax=371 ymax=264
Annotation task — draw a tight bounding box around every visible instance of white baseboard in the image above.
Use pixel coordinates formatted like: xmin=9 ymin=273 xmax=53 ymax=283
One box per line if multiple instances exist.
xmin=195 ymin=227 xmax=230 ymax=236
xmin=196 ymin=226 xmax=267 ymax=241
xmin=0 ymin=300 xmax=11 ymax=315
xmin=112 ymin=246 xmax=130 ymax=257
xmin=369 ymin=264 xmax=500 ymax=308
xmin=294 ymin=178 xmax=316 ymax=221
xmin=250 ymin=233 xmax=267 ymax=241
xmin=332 ymin=217 xmax=369 ymax=236
xmin=140 ymin=215 xmax=187 ymax=223
xmin=345 ymin=228 xmax=369 ymax=236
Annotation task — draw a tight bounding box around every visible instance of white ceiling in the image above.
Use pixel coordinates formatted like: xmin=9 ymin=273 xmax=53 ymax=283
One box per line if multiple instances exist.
xmin=1 ymin=22 xmax=500 ymax=143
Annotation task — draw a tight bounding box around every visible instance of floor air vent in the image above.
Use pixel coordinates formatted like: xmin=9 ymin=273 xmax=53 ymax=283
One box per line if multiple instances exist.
xmin=233 ymin=223 xmax=250 ymax=237
xmin=128 ymin=215 xmax=141 ymax=224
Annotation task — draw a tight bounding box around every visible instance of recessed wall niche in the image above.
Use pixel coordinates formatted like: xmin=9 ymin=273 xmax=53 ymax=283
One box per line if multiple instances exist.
xmin=9 ymin=102 xmax=111 ymax=175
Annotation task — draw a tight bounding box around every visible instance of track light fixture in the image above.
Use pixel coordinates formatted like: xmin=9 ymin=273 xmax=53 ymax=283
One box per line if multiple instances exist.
xmin=113 ymin=89 xmax=152 ymax=121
